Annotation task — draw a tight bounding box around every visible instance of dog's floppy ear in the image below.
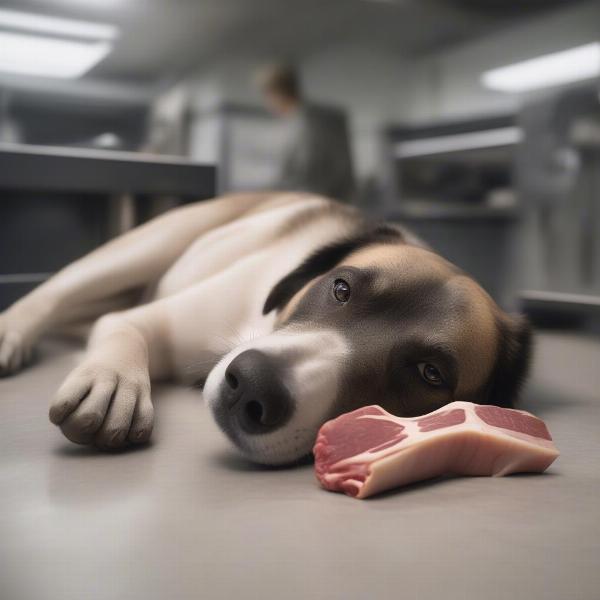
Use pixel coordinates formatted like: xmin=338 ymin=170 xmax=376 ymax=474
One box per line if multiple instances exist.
xmin=484 ymin=314 xmax=533 ymax=408
xmin=263 ymin=225 xmax=402 ymax=315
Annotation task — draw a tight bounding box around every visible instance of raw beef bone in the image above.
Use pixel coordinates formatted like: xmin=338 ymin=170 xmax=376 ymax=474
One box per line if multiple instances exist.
xmin=314 ymin=401 xmax=559 ymax=499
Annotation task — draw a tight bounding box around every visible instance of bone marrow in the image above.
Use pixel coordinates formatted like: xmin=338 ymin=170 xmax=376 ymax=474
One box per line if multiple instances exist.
xmin=314 ymin=402 xmax=559 ymax=499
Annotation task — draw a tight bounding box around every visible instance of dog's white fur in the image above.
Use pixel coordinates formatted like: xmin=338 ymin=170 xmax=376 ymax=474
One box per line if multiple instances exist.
xmin=204 ymin=329 xmax=348 ymax=464
xmin=0 ymin=193 xmax=356 ymax=461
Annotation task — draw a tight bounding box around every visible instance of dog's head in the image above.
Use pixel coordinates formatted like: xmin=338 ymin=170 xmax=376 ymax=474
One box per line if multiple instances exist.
xmin=204 ymin=226 xmax=532 ymax=465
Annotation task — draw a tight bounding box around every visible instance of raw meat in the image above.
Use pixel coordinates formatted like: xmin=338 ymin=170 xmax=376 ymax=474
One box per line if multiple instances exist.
xmin=313 ymin=401 xmax=559 ymax=499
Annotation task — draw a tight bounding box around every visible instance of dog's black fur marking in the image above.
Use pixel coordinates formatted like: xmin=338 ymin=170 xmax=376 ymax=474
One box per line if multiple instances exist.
xmin=263 ymin=224 xmax=403 ymax=315
xmin=484 ymin=315 xmax=533 ymax=408
xmin=264 ymin=223 xmax=532 ymax=410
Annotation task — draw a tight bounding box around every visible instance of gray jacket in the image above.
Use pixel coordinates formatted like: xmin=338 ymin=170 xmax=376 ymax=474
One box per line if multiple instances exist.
xmin=276 ymin=104 xmax=355 ymax=202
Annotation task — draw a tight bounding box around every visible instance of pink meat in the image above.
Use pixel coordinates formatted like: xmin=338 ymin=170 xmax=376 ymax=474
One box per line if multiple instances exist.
xmin=313 ymin=401 xmax=559 ymax=499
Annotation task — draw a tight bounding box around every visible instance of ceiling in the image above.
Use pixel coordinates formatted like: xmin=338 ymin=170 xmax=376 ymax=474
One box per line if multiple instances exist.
xmin=0 ymin=0 xmax=586 ymax=90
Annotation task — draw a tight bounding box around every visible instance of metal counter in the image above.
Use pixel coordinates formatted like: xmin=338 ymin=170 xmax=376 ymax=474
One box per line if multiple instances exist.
xmin=0 ymin=142 xmax=216 ymax=309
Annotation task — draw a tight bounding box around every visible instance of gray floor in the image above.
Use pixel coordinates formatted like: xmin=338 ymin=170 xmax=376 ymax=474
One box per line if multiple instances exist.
xmin=1 ymin=330 xmax=599 ymax=600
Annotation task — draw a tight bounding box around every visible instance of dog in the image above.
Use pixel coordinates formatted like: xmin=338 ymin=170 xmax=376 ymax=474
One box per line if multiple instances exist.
xmin=0 ymin=192 xmax=531 ymax=465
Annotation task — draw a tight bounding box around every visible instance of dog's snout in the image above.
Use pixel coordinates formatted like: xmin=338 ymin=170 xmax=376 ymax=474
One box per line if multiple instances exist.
xmin=223 ymin=349 xmax=293 ymax=434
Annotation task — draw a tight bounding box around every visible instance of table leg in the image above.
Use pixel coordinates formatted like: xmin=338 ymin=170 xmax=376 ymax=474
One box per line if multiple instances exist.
xmin=109 ymin=193 xmax=136 ymax=236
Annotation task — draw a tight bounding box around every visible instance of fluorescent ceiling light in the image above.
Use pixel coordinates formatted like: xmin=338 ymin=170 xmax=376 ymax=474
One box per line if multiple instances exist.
xmin=0 ymin=8 xmax=118 ymax=40
xmin=395 ymin=127 xmax=522 ymax=158
xmin=0 ymin=31 xmax=112 ymax=78
xmin=482 ymin=43 xmax=600 ymax=93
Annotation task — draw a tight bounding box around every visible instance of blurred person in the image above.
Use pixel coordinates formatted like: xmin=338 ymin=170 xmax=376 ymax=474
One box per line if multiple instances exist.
xmin=258 ymin=63 xmax=355 ymax=202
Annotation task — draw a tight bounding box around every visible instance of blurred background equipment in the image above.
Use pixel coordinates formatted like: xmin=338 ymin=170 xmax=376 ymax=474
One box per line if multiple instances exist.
xmin=0 ymin=0 xmax=599 ymax=327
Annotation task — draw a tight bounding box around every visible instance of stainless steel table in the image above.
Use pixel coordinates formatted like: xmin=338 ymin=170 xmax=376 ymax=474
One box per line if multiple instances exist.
xmin=0 ymin=143 xmax=216 ymax=310
xmin=0 ymin=142 xmax=215 ymax=198
xmin=1 ymin=330 xmax=599 ymax=600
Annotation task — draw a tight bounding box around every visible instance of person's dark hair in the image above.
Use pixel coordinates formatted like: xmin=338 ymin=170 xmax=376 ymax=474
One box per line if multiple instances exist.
xmin=258 ymin=64 xmax=302 ymax=100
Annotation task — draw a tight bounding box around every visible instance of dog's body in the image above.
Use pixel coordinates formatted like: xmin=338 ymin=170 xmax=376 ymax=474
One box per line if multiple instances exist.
xmin=0 ymin=193 xmax=531 ymax=464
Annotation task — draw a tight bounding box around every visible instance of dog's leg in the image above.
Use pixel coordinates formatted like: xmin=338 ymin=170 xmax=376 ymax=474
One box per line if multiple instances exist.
xmin=0 ymin=194 xmax=266 ymax=376
xmin=48 ymin=245 xmax=277 ymax=449
xmin=48 ymin=300 xmax=169 ymax=449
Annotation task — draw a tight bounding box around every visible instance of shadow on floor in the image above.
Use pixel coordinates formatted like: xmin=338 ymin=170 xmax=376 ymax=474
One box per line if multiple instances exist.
xmin=209 ymin=448 xmax=313 ymax=473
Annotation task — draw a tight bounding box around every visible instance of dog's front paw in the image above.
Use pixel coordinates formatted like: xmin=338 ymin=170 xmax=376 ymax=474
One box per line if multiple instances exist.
xmin=49 ymin=362 xmax=154 ymax=449
xmin=0 ymin=312 xmax=35 ymax=377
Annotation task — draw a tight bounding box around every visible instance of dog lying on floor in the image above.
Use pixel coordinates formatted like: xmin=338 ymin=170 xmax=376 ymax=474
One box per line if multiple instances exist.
xmin=0 ymin=192 xmax=531 ymax=464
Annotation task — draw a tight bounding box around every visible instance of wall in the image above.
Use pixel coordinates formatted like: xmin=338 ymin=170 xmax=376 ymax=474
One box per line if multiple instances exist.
xmin=405 ymin=1 xmax=600 ymax=122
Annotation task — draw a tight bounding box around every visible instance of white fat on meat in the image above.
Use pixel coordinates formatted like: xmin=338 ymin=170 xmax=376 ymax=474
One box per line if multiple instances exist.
xmin=314 ymin=401 xmax=559 ymax=499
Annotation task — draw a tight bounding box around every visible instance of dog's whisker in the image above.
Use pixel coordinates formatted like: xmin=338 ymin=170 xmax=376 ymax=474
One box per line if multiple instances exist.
xmin=182 ymin=360 xmax=216 ymax=373
xmin=181 ymin=351 xmax=223 ymax=375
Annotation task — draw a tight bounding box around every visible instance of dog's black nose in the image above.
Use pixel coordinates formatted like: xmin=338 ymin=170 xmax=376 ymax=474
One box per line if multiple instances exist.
xmin=223 ymin=349 xmax=293 ymax=434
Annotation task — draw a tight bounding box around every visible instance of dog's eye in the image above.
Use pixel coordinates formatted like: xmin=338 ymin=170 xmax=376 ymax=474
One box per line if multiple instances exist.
xmin=333 ymin=279 xmax=351 ymax=303
xmin=418 ymin=363 xmax=444 ymax=386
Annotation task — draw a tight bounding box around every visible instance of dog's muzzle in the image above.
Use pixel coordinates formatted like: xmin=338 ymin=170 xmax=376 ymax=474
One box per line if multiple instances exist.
xmin=204 ymin=329 xmax=347 ymax=465
xmin=220 ymin=349 xmax=294 ymax=434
